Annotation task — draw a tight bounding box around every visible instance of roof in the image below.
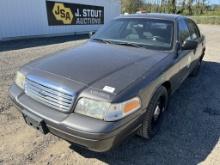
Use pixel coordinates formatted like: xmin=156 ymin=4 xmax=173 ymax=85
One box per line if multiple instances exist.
xmin=118 ymin=13 xmax=185 ymax=21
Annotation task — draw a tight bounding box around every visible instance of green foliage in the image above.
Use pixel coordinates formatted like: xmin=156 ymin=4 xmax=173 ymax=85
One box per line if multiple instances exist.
xmin=205 ymin=5 xmax=220 ymax=16
xmin=190 ymin=16 xmax=220 ymax=24
xmin=168 ymin=0 xmax=176 ymax=13
xmin=120 ymin=0 xmax=220 ymax=24
xmin=121 ymin=0 xmax=220 ymax=17
xmin=121 ymin=0 xmax=144 ymax=13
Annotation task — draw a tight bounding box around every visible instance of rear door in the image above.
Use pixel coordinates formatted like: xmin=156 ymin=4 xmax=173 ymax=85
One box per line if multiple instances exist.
xmin=176 ymin=18 xmax=193 ymax=83
xmin=185 ymin=19 xmax=203 ymax=71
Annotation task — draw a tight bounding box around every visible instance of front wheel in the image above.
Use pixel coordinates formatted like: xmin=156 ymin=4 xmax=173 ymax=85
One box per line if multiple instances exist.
xmin=137 ymin=86 xmax=168 ymax=139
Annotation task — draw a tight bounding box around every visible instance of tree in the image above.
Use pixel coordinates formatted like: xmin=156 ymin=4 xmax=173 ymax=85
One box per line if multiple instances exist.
xmin=168 ymin=0 xmax=176 ymax=13
xmin=160 ymin=0 xmax=166 ymax=13
xmin=176 ymin=0 xmax=186 ymax=14
xmin=121 ymin=0 xmax=211 ymax=16
xmin=121 ymin=0 xmax=144 ymax=13
xmin=197 ymin=0 xmax=208 ymax=14
xmin=187 ymin=0 xmax=194 ymax=15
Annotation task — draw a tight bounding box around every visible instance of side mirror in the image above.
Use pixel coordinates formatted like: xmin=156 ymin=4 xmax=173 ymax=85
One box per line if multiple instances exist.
xmin=181 ymin=40 xmax=198 ymax=50
xmin=89 ymin=31 xmax=96 ymax=38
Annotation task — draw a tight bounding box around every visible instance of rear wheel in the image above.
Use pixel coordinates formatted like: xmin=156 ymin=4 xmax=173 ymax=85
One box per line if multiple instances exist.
xmin=137 ymin=86 xmax=168 ymax=139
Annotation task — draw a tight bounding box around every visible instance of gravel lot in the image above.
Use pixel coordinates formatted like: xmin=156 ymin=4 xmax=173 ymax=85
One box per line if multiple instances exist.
xmin=0 ymin=25 xmax=219 ymax=165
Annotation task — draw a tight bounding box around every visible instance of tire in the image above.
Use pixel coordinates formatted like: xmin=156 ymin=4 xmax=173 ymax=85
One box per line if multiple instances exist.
xmin=137 ymin=86 xmax=168 ymax=139
xmin=190 ymin=60 xmax=202 ymax=77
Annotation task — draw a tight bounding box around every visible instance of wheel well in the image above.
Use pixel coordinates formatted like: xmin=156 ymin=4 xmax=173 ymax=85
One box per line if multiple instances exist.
xmin=162 ymin=81 xmax=171 ymax=95
xmin=200 ymin=47 xmax=206 ymax=61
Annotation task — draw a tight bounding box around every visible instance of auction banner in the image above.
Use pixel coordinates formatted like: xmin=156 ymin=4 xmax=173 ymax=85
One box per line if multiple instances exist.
xmin=46 ymin=1 xmax=104 ymax=26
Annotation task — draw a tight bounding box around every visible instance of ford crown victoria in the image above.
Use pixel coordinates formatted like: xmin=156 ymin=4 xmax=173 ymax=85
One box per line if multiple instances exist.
xmin=9 ymin=14 xmax=206 ymax=152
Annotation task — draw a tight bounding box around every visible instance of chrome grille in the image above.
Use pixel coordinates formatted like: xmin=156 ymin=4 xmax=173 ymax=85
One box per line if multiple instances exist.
xmin=25 ymin=79 xmax=74 ymax=112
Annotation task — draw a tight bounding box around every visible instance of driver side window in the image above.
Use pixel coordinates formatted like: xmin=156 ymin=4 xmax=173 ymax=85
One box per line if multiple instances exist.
xmin=178 ymin=19 xmax=191 ymax=45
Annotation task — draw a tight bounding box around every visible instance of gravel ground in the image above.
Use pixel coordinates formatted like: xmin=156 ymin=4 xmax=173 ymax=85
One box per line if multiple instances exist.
xmin=0 ymin=25 xmax=219 ymax=165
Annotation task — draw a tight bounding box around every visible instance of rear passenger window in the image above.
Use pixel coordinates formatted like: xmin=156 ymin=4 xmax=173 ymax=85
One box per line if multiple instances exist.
xmin=186 ymin=19 xmax=201 ymax=40
xmin=178 ymin=19 xmax=191 ymax=44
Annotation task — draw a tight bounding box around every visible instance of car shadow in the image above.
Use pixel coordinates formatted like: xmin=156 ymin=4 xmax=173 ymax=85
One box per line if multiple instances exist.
xmin=0 ymin=34 xmax=89 ymax=52
xmin=69 ymin=61 xmax=220 ymax=165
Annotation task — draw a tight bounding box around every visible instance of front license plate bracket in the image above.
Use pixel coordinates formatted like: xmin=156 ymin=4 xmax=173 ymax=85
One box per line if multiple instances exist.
xmin=22 ymin=111 xmax=49 ymax=134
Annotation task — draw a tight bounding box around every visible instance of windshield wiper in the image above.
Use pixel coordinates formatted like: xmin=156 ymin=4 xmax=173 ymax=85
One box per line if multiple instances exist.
xmin=92 ymin=38 xmax=112 ymax=44
xmin=115 ymin=42 xmax=145 ymax=48
xmin=93 ymin=39 xmax=146 ymax=49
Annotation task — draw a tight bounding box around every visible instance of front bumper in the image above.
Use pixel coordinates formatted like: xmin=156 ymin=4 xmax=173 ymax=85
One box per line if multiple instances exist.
xmin=9 ymin=84 xmax=144 ymax=152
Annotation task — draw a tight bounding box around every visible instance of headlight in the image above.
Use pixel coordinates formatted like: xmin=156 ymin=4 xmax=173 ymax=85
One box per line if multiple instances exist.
xmin=75 ymin=97 xmax=141 ymax=121
xmin=15 ymin=71 xmax=26 ymax=89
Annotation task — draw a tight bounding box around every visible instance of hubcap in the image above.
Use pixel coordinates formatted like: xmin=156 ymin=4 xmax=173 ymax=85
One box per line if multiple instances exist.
xmin=153 ymin=105 xmax=161 ymax=122
xmin=151 ymin=95 xmax=167 ymax=134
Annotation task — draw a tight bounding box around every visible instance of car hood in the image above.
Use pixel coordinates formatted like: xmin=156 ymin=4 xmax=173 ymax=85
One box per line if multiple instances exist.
xmin=26 ymin=41 xmax=170 ymax=96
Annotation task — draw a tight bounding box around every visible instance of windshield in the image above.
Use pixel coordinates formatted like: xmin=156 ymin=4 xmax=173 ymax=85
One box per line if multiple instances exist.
xmin=92 ymin=18 xmax=174 ymax=50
